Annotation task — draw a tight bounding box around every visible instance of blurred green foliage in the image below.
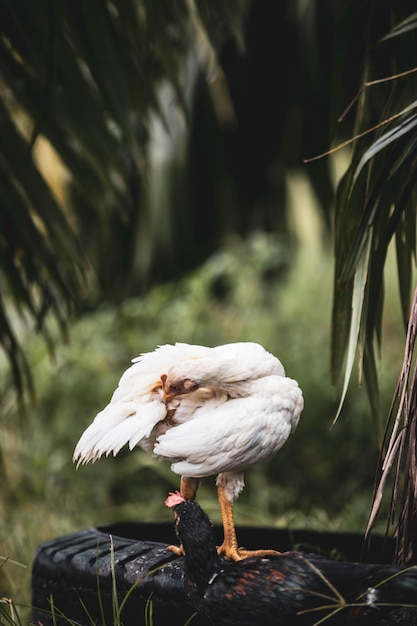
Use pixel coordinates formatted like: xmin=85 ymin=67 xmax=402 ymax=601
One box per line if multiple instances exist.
xmin=0 ymin=200 xmax=405 ymax=615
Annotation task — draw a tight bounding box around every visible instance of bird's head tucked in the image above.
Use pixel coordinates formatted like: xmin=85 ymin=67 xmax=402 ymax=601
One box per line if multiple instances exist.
xmin=160 ymin=373 xmax=199 ymax=400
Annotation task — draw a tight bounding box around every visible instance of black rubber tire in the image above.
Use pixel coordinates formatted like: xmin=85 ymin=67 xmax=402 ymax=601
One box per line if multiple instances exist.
xmin=31 ymin=523 xmax=209 ymax=626
xmin=31 ymin=522 xmax=405 ymax=626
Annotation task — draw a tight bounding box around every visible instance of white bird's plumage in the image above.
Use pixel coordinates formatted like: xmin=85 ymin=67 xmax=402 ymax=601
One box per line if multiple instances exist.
xmin=73 ymin=342 xmax=303 ymax=503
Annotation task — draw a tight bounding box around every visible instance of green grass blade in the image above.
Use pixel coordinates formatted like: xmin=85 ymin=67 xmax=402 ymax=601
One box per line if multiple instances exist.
xmin=144 ymin=592 xmax=154 ymax=626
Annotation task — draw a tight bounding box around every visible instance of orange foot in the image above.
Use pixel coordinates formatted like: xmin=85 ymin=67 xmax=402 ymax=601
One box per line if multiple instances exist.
xmin=168 ymin=543 xmax=185 ymax=557
xmin=217 ymin=484 xmax=281 ymax=561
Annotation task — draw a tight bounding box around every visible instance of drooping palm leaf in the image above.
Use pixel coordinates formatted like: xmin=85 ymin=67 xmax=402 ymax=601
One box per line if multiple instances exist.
xmin=0 ymin=0 xmax=246 ymax=398
xmin=329 ymin=8 xmax=417 ymax=562
xmin=331 ymin=9 xmax=417 ymax=429
xmin=366 ymin=285 xmax=417 ymax=564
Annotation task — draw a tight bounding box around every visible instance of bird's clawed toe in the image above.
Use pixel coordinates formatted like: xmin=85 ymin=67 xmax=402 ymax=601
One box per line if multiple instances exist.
xmin=217 ymin=543 xmax=281 ymax=561
xmin=168 ymin=543 xmax=185 ymax=557
xmin=236 ymin=547 xmax=282 ymax=560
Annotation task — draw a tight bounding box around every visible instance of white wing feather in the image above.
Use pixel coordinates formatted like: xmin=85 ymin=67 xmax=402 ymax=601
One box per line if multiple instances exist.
xmin=73 ymin=342 xmax=210 ymax=464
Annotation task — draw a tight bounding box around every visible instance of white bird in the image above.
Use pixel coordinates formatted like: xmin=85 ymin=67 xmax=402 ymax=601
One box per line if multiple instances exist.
xmin=73 ymin=342 xmax=303 ymax=561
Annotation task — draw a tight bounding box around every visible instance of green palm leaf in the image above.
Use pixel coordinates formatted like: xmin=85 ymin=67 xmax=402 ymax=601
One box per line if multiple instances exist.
xmin=0 ymin=0 xmax=245 ymax=397
xmin=330 ymin=7 xmax=417 ymax=556
xmin=331 ymin=12 xmax=417 ymax=423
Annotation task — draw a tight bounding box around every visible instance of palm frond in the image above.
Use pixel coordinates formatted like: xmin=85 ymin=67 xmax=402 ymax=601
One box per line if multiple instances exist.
xmin=366 ymin=284 xmax=417 ymax=564
xmin=331 ymin=7 xmax=417 ymax=428
xmin=329 ymin=7 xmax=417 ymax=561
xmin=0 ymin=0 xmax=245 ymax=397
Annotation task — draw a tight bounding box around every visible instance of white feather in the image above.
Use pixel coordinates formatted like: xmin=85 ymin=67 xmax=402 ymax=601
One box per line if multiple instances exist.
xmin=73 ymin=342 xmax=303 ymax=506
xmin=73 ymin=343 xmax=213 ymax=463
xmin=154 ymin=376 xmax=302 ymax=479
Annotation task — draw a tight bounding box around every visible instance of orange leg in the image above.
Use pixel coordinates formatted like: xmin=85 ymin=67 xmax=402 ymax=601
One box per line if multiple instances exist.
xmin=180 ymin=476 xmax=200 ymax=500
xmin=217 ymin=485 xmax=281 ymax=561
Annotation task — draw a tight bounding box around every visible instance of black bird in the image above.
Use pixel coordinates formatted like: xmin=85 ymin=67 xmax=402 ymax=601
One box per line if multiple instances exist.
xmin=166 ymin=492 xmax=417 ymax=626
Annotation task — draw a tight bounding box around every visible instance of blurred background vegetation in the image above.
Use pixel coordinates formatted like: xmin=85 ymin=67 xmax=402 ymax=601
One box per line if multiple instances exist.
xmin=1 ymin=0 xmax=417 ymax=620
